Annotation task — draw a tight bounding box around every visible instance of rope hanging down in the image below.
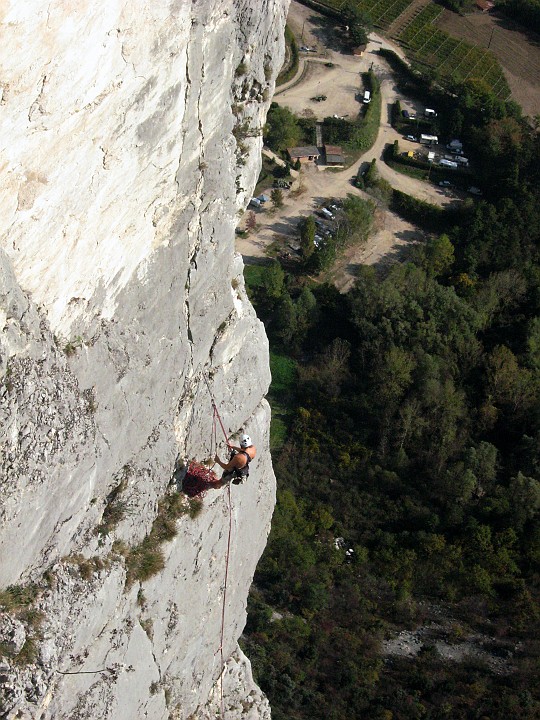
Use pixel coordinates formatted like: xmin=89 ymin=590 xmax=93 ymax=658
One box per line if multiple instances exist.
xmin=203 ymin=372 xmax=232 ymax=450
xmin=203 ymin=371 xmax=233 ymax=719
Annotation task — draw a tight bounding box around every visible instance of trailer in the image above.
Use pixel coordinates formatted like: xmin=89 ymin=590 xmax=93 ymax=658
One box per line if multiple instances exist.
xmin=420 ymin=134 xmax=438 ymax=145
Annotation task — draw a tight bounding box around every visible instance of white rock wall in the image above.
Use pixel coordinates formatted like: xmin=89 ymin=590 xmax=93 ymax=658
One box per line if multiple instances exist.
xmin=0 ymin=0 xmax=289 ymax=717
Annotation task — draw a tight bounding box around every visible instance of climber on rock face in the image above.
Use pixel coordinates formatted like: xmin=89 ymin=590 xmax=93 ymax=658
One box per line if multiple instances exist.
xmin=214 ymin=434 xmax=256 ymax=485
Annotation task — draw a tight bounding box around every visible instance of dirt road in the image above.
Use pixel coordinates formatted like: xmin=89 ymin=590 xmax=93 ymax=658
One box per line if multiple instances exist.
xmin=237 ymin=1 xmax=454 ymax=281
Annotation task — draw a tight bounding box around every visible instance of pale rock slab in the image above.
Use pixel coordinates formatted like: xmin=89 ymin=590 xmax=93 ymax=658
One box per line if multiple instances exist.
xmin=0 ymin=0 xmax=289 ymax=717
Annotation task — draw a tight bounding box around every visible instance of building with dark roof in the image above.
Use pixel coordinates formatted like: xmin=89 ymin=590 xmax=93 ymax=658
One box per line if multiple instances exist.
xmin=287 ymin=146 xmax=320 ymax=163
xmin=324 ymin=144 xmax=344 ymax=165
xmin=352 ymin=44 xmax=367 ymax=57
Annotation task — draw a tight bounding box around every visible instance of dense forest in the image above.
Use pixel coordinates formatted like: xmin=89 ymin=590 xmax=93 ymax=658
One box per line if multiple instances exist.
xmin=242 ymin=26 xmax=540 ymax=720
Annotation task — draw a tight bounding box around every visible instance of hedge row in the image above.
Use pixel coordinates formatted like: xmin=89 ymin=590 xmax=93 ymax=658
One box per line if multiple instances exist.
xmin=276 ymin=26 xmax=299 ymax=86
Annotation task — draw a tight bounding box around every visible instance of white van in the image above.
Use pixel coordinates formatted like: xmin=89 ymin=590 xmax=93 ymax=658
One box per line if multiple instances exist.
xmin=363 ymin=90 xmax=371 ymax=104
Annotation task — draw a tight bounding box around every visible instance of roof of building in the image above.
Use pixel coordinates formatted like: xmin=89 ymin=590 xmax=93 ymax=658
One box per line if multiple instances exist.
xmin=352 ymin=44 xmax=367 ymax=55
xmin=324 ymin=144 xmax=344 ymax=163
xmin=287 ymin=145 xmax=320 ymax=158
xmin=476 ymin=0 xmax=494 ymax=10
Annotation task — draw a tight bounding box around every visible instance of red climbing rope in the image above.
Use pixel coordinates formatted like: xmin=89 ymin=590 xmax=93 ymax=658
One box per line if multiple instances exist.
xmin=204 ymin=373 xmax=232 ymax=450
xmin=219 ymin=482 xmax=233 ymax=719
xmin=202 ymin=371 xmax=233 ymax=719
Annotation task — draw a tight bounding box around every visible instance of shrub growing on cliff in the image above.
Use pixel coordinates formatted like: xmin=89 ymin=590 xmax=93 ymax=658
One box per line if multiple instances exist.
xmin=125 ymin=492 xmax=202 ymax=586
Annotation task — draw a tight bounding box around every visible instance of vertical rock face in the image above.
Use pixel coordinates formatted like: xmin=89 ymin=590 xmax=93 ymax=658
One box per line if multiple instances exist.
xmin=0 ymin=1 xmax=288 ymax=718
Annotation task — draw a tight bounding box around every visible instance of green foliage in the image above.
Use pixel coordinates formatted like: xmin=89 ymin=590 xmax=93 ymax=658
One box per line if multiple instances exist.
xmin=235 ymin=61 xmax=247 ymax=77
xmin=95 ymin=469 xmax=130 ymax=537
xmin=264 ymin=104 xmax=301 ymax=153
xmin=125 ymin=492 xmax=202 ymax=587
xmin=269 ymin=352 xmax=298 ymax=450
xmin=498 ymin=0 xmax=540 ymax=33
xmin=253 ymin=36 xmax=540 ymax=716
xmin=276 ymin=25 xmax=299 ymax=86
xmin=343 ymin=193 xmax=374 ymax=242
xmin=0 ymin=584 xmax=40 ymax=612
xmin=299 ymin=215 xmax=316 ymax=259
xmin=244 ymin=142 xmax=540 ymax=717
xmin=270 ymin=187 xmax=284 ymax=208
xmin=422 ymin=233 xmax=455 ymax=277
xmin=262 ymin=261 xmax=285 ymax=300
xmin=319 ymin=70 xmax=380 ymax=158
xmin=0 ymin=584 xmax=44 ymax=665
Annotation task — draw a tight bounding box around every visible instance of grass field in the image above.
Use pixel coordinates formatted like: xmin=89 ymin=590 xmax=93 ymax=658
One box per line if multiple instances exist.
xmin=268 ymin=352 xmax=297 ymax=451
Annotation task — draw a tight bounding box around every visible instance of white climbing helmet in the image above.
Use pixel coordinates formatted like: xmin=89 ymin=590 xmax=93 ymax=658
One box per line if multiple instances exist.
xmin=240 ymin=434 xmax=252 ymax=448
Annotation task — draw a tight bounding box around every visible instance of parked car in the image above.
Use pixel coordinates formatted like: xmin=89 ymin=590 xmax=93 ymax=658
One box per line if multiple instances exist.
xmin=439 ymin=180 xmax=452 ymax=187
xmin=405 ymin=135 xmax=417 ymax=142
xmin=402 ymin=109 xmax=410 ymax=118
xmin=468 ymin=186 xmax=482 ymax=196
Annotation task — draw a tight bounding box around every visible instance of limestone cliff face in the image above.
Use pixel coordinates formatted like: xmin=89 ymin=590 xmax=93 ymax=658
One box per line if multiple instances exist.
xmin=0 ymin=1 xmax=288 ymax=718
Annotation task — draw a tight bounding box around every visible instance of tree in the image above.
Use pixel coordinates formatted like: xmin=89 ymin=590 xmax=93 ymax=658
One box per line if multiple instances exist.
xmin=245 ymin=211 xmax=257 ymax=233
xmin=274 ymin=293 xmax=297 ymax=345
xmin=295 ymin=288 xmax=318 ymax=345
xmin=299 ymin=215 xmax=316 ymax=259
xmin=422 ymin=233 xmax=455 ymax=276
xmin=271 ymin=188 xmax=284 ymax=209
xmin=341 ymin=2 xmax=372 ymax=48
xmin=262 ymin=261 xmax=285 ymax=301
xmin=264 ymin=104 xmax=301 ymax=152
xmin=485 ymin=345 xmax=536 ymax=414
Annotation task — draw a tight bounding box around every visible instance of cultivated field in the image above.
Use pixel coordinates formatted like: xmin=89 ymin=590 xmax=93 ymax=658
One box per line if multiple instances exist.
xmin=398 ymin=3 xmax=510 ymax=98
xmin=437 ymin=8 xmax=540 ymax=116
xmin=309 ymin=0 xmax=415 ymax=29
xmin=300 ymin=0 xmax=510 ymax=98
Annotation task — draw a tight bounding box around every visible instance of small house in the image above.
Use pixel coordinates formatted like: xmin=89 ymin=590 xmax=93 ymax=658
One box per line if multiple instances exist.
xmin=324 ymin=144 xmax=344 ymax=165
xmin=476 ymin=0 xmax=494 ymax=11
xmin=287 ymin=146 xmax=320 ymax=163
xmin=353 ymin=44 xmax=367 ymax=57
